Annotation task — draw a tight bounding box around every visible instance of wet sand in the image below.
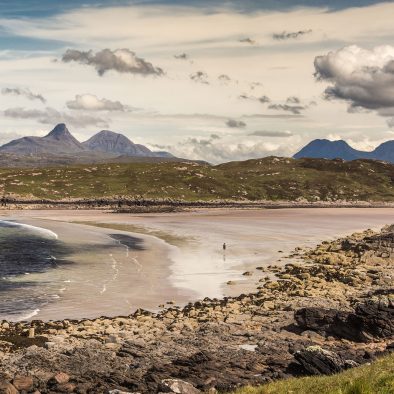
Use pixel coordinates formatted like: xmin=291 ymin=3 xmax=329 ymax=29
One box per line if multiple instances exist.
xmin=1 ymin=208 xmax=393 ymax=320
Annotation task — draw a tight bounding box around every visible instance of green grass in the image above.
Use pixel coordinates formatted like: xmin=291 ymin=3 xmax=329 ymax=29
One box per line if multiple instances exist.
xmin=0 ymin=156 xmax=394 ymax=201
xmin=231 ymin=353 xmax=394 ymax=394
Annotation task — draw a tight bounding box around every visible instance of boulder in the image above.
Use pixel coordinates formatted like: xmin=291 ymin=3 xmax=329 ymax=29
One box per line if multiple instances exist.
xmin=294 ymin=346 xmax=357 ymax=375
xmin=159 ymin=379 xmax=201 ymax=393
xmin=12 ymin=376 xmax=33 ymax=391
xmin=295 ymin=296 xmax=394 ymax=342
xmin=48 ymin=372 xmax=70 ymax=385
xmin=0 ymin=382 xmax=18 ymax=394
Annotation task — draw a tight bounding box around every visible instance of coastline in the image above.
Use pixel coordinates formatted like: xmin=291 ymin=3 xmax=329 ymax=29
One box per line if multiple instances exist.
xmin=1 ymin=198 xmax=394 ymax=212
xmin=0 ymin=208 xmax=393 ymax=322
xmin=0 ymin=223 xmax=392 ymax=393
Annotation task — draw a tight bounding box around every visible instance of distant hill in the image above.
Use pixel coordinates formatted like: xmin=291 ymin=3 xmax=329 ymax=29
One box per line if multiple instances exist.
xmin=294 ymin=139 xmax=394 ymax=163
xmin=0 ymin=124 xmax=172 ymax=160
xmin=1 ymin=156 xmax=394 ymax=202
xmin=82 ymin=130 xmax=172 ymax=158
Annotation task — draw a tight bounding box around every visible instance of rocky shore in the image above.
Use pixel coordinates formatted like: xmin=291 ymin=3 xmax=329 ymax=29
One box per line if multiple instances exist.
xmin=0 ymin=225 xmax=393 ymax=393
xmin=1 ymin=197 xmax=394 ymax=212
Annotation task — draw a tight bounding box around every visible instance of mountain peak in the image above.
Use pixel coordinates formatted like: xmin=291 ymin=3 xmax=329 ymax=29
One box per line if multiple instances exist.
xmin=293 ymin=138 xmax=364 ymax=160
xmin=45 ymin=123 xmax=73 ymax=140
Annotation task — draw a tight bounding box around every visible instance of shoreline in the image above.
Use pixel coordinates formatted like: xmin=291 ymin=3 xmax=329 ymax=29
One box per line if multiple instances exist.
xmin=0 ymin=224 xmax=392 ymax=393
xmin=1 ymin=199 xmax=394 ymax=212
xmin=1 ymin=208 xmax=393 ymax=323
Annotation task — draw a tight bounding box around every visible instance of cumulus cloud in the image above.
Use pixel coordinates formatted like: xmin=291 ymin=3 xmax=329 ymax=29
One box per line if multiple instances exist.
xmin=190 ymin=71 xmax=209 ymax=84
xmin=174 ymin=53 xmax=189 ymax=60
xmin=314 ymin=45 xmax=394 ymax=126
xmin=3 ymin=107 xmax=108 ymax=128
xmin=249 ymin=130 xmax=293 ymax=137
xmin=268 ymin=103 xmax=306 ymax=115
xmin=2 ymin=87 xmax=46 ymax=103
xmin=61 ymin=48 xmax=164 ymax=77
xmin=226 ymin=119 xmax=246 ymax=128
xmin=66 ymin=94 xmax=129 ymax=111
xmin=273 ymin=29 xmax=312 ymax=40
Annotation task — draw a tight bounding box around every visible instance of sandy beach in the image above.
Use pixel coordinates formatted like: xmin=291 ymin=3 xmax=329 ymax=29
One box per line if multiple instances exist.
xmin=1 ymin=208 xmax=393 ymax=321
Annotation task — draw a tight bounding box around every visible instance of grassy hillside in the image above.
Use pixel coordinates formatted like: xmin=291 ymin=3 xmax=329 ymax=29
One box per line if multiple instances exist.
xmin=0 ymin=156 xmax=394 ymax=201
xmin=232 ymin=353 xmax=394 ymax=394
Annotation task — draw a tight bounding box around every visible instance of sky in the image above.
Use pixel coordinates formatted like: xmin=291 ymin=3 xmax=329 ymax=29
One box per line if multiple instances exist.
xmin=1 ymin=0 xmax=394 ymax=163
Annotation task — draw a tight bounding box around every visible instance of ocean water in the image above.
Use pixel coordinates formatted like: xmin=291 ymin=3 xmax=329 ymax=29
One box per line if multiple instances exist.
xmin=0 ymin=219 xmax=153 ymax=321
xmin=0 ymin=220 xmax=72 ymax=321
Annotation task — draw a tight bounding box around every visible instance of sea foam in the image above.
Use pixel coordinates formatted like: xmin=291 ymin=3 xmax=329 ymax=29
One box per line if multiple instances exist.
xmin=0 ymin=220 xmax=58 ymax=239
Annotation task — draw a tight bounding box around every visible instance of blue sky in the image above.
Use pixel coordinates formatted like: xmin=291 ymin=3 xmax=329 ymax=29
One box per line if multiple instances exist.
xmin=1 ymin=0 xmax=394 ymax=162
xmin=0 ymin=0 xmax=391 ymax=17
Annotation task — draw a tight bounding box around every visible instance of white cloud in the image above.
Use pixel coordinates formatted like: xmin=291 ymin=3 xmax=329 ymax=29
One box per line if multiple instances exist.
xmin=314 ymin=45 xmax=394 ymax=126
xmin=61 ymin=48 xmax=164 ymax=76
xmin=66 ymin=94 xmax=129 ymax=111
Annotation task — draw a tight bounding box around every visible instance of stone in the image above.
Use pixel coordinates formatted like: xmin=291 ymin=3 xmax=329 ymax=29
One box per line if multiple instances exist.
xmin=294 ymin=346 xmax=356 ymax=375
xmin=160 ymin=379 xmax=201 ymax=393
xmin=12 ymin=376 xmax=33 ymax=391
xmin=295 ymin=296 xmax=394 ymax=342
xmin=49 ymin=372 xmax=70 ymax=385
xmin=0 ymin=382 xmax=18 ymax=394
xmin=56 ymin=383 xmax=76 ymax=393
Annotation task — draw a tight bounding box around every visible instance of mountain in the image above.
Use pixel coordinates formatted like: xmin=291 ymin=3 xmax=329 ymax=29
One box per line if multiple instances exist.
xmin=293 ymin=139 xmax=394 ymax=163
xmin=0 ymin=124 xmax=86 ymax=155
xmin=293 ymin=139 xmax=367 ymax=161
xmin=370 ymin=140 xmax=394 ymax=162
xmin=0 ymin=124 xmax=173 ymax=159
xmin=82 ymin=130 xmax=155 ymax=157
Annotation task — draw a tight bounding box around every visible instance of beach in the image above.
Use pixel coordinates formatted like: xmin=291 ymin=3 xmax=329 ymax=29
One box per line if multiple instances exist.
xmin=0 ymin=207 xmax=393 ymax=321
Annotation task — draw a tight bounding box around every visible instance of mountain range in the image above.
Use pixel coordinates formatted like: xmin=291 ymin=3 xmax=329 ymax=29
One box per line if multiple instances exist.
xmin=0 ymin=124 xmax=172 ymax=159
xmin=294 ymin=139 xmax=394 ymax=163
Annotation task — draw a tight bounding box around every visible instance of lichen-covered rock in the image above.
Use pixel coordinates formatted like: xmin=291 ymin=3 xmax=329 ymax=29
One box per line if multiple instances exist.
xmin=294 ymin=346 xmax=357 ymax=375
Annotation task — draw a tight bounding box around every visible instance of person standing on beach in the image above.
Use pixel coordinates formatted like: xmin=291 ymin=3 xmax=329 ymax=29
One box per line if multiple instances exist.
xmin=223 ymin=243 xmax=226 ymax=251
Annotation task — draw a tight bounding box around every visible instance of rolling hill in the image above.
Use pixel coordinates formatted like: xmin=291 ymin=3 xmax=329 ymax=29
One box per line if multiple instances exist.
xmin=0 ymin=156 xmax=393 ymax=202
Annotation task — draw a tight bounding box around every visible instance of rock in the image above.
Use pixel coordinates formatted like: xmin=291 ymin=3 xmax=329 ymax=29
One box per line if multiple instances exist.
xmin=159 ymin=379 xmax=201 ymax=393
xmin=12 ymin=376 xmax=33 ymax=391
xmin=44 ymin=342 xmax=56 ymax=349
xmin=49 ymin=372 xmax=70 ymax=385
xmin=0 ymin=382 xmax=18 ymax=394
xmin=295 ymin=296 xmax=394 ymax=342
xmin=294 ymin=346 xmax=356 ymax=375
xmin=242 ymin=272 xmax=253 ymax=276
xmin=109 ymin=391 xmax=141 ymax=394
xmin=56 ymin=383 xmax=76 ymax=393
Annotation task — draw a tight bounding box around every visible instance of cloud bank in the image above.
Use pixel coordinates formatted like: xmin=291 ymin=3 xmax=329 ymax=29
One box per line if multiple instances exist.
xmin=3 ymin=107 xmax=108 ymax=128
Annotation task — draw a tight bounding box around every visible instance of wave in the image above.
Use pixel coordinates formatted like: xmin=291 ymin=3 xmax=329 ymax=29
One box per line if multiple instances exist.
xmin=0 ymin=220 xmax=58 ymax=239
xmin=11 ymin=308 xmax=40 ymax=322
